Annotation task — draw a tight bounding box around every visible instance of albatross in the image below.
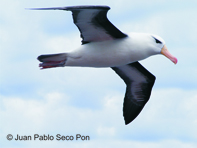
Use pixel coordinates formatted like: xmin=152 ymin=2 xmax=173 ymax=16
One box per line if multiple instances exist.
xmin=31 ymin=5 xmax=178 ymax=125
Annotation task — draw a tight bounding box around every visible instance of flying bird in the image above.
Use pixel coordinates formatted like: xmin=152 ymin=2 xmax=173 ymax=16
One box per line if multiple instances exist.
xmin=31 ymin=5 xmax=177 ymax=125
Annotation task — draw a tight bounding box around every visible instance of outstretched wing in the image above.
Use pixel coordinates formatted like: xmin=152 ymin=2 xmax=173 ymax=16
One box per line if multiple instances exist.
xmin=29 ymin=5 xmax=128 ymax=44
xmin=111 ymin=62 xmax=156 ymax=125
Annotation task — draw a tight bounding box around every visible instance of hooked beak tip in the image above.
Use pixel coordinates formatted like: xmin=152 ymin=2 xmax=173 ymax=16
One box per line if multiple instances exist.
xmin=172 ymin=57 xmax=178 ymax=64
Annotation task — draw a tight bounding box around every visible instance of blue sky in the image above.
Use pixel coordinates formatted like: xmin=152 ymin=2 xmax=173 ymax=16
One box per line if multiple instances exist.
xmin=0 ymin=0 xmax=197 ymax=148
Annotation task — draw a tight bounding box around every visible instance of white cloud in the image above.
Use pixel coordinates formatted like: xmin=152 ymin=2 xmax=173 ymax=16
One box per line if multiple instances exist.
xmin=0 ymin=88 xmax=197 ymax=147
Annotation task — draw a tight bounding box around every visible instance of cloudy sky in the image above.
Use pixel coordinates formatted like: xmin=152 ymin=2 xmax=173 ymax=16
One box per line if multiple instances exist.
xmin=0 ymin=0 xmax=197 ymax=147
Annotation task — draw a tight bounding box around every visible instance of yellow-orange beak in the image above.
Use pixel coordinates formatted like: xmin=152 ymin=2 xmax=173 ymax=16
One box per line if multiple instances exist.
xmin=161 ymin=45 xmax=178 ymax=64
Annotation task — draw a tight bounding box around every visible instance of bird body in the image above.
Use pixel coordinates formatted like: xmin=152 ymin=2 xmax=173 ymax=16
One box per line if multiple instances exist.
xmin=41 ymin=33 xmax=163 ymax=68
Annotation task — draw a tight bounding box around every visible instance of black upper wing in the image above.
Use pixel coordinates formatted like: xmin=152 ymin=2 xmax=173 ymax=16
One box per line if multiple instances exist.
xmin=111 ymin=62 xmax=156 ymax=125
xmin=29 ymin=5 xmax=128 ymax=44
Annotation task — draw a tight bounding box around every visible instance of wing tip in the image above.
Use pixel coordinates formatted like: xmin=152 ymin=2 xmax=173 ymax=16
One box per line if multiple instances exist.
xmin=26 ymin=7 xmax=68 ymax=10
xmin=124 ymin=115 xmax=136 ymax=125
xmin=124 ymin=120 xmax=132 ymax=125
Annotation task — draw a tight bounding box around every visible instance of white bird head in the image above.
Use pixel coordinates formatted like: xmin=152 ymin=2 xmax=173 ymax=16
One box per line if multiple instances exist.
xmin=151 ymin=34 xmax=178 ymax=64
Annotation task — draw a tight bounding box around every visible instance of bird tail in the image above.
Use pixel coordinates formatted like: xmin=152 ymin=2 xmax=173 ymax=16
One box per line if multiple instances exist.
xmin=37 ymin=53 xmax=67 ymax=69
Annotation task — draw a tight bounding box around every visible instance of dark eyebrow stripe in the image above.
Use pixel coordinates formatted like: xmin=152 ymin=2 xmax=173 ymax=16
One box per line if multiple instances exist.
xmin=152 ymin=36 xmax=162 ymax=44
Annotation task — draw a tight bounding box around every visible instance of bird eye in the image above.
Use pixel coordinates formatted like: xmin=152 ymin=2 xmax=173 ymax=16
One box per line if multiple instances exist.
xmin=152 ymin=36 xmax=162 ymax=44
